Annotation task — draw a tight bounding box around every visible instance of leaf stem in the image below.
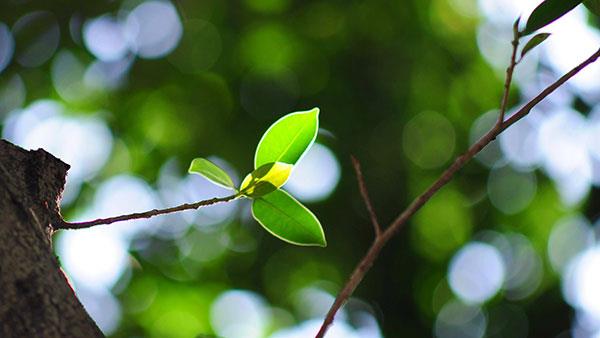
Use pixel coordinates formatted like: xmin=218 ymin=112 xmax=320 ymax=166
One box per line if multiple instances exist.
xmin=57 ymin=194 xmax=239 ymax=230
xmin=315 ymin=47 xmax=600 ymax=338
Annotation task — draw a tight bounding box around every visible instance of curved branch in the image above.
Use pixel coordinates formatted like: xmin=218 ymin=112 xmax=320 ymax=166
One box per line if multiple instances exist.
xmin=316 ymin=47 xmax=600 ymax=338
xmin=351 ymin=155 xmax=381 ymax=237
xmin=57 ymin=194 xmax=238 ymax=230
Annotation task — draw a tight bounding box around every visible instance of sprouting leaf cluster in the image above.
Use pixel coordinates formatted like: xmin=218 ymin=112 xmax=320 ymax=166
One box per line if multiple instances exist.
xmin=188 ymin=108 xmax=326 ymax=247
xmin=510 ymin=0 xmax=600 ymax=62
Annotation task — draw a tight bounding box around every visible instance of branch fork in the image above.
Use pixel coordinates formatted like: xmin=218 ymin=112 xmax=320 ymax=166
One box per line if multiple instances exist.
xmin=315 ymin=30 xmax=600 ymax=337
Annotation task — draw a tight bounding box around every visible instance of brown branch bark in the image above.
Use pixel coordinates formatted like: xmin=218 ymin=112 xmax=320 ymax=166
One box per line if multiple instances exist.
xmin=57 ymin=195 xmax=238 ymax=230
xmin=351 ymin=155 xmax=381 ymax=237
xmin=316 ymin=47 xmax=600 ymax=338
xmin=0 ymin=140 xmax=104 ymax=337
xmin=497 ymin=19 xmax=521 ymax=124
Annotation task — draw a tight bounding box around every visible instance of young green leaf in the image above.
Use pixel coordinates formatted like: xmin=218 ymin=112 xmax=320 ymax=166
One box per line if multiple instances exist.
xmin=520 ymin=33 xmax=551 ymax=59
xmin=252 ymin=189 xmax=326 ymax=247
xmin=240 ymin=162 xmax=293 ymax=198
xmin=523 ymin=0 xmax=583 ymax=35
xmin=254 ymin=108 xmax=319 ymax=168
xmin=188 ymin=158 xmax=236 ymax=190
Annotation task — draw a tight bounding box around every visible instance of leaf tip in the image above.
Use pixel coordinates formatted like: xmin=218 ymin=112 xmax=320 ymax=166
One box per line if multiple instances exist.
xmin=309 ymin=107 xmax=320 ymax=116
xmin=317 ymin=237 xmax=327 ymax=247
xmin=188 ymin=158 xmax=200 ymax=173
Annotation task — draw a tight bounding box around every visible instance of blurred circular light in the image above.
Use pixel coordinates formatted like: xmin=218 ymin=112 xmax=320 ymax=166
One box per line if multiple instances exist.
xmin=435 ymin=300 xmax=487 ymax=338
xmin=573 ymin=311 xmax=600 ymax=338
xmin=155 ymin=160 xmax=196 ymax=236
xmin=183 ymin=158 xmax=239 ymax=226
xmin=12 ymin=11 xmax=60 ymax=67
xmin=487 ymin=165 xmax=537 ymax=214
xmin=125 ymin=1 xmax=183 ymax=59
xmin=538 ymin=108 xmax=589 ymax=179
xmin=542 ymin=8 xmax=600 ymax=98
xmin=76 ymin=287 xmax=122 ymax=335
xmin=499 ymin=113 xmax=541 ymax=170
xmin=476 ymin=22 xmax=512 ymax=70
xmin=84 ymin=56 xmax=134 ymax=90
xmin=470 ymin=110 xmax=505 ymax=168
xmin=0 ymin=74 xmax=26 ymax=116
xmin=563 ymin=247 xmax=600 ymax=320
xmin=83 ymin=15 xmax=129 ymax=62
xmin=587 ymin=108 xmax=600 ymax=164
xmin=269 ymin=319 xmax=359 ymax=338
xmin=240 ymin=24 xmax=296 ymax=74
xmin=448 ymin=242 xmax=505 ymax=304
xmin=500 ymin=233 xmax=543 ymax=300
xmin=477 ymin=0 xmax=537 ymax=26
xmin=51 ymin=50 xmax=92 ymax=102
xmin=413 ymin=189 xmax=473 ymax=261
xmin=2 ymin=100 xmax=113 ymax=205
xmin=474 ymin=1 xmax=544 ymax=85
xmin=269 ymin=318 xmax=371 ymax=338
xmin=538 ymin=109 xmax=592 ymax=205
xmin=57 ymin=227 xmax=129 ymax=291
xmin=0 ymin=22 xmax=14 ymax=72
xmin=168 ymin=19 xmax=222 ymax=73
xmin=548 ymin=215 xmax=594 ymax=273
xmin=179 ymin=228 xmax=227 ymax=262
xmin=2 ymin=99 xmax=60 ymax=141
xmin=84 ymin=175 xmax=161 ymax=240
xmin=403 ymin=111 xmax=455 ymax=169
xmin=211 ymin=290 xmax=270 ymax=338
xmin=285 ymin=143 xmax=341 ymax=202
xmin=293 ymin=287 xmax=341 ymax=320
xmin=23 ymin=115 xmax=112 ymax=182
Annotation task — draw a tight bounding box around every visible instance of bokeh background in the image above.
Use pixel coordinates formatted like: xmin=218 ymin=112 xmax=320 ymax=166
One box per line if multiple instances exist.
xmin=1 ymin=0 xmax=600 ymax=337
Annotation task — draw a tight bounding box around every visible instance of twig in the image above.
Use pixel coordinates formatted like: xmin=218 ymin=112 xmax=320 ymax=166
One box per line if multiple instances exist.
xmin=497 ymin=19 xmax=521 ymax=125
xmin=315 ymin=47 xmax=600 ymax=338
xmin=351 ymin=155 xmax=381 ymax=236
xmin=57 ymin=194 xmax=238 ymax=230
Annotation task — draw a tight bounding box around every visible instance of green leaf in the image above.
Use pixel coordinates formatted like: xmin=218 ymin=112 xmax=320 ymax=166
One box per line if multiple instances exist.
xmin=240 ymin=162 xmax=293 ymax=198
xmin=523 ymin=0 xmax=583 ymax=35
xmin=254 ymin=108 xmax=319 ymax=168
xmin=188 ymin=158 xmax=235 ymax=190
xmin=252 ymin=190 xmax=326 ymax=247
xmin=520 ymin=33 xmax=551 ymax=59
xmin=584 ymin=0 xmax=600 ymax=16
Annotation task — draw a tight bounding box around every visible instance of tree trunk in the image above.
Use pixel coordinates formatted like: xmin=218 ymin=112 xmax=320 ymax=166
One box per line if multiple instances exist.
xmin=0 ymin=140 xmax=103 ymax=337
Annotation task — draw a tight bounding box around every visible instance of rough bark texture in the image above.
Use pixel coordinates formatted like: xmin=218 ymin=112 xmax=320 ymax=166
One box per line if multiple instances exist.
xmin=0 ymin=140 xmax=103 ymax=337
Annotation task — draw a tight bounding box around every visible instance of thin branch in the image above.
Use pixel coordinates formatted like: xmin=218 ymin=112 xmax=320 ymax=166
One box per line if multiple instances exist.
xmin=316 ymin=47 xmax=600 ymax=338
xmin=497 ymin=20 xmax=521 ymax=125
xmin=351 ymin=155 xmax=381 ymax=237
xmin=57 ymin=194 xmax=238 ymax=230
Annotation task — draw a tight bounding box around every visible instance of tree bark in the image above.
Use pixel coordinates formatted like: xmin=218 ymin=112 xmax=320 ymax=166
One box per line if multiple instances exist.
xmin=0 ymin=140 xmax=103 ymax=337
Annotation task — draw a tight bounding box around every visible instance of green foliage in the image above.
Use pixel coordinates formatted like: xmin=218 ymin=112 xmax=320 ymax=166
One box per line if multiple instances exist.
xmin=252 ymin=189 xmax=326 ymax=247
xmin=520 ymin=33 xmax=551 ymax=59
xmin=254 ymin=107 xmax=319 ymax=168
xmin=523 ymin=0 xmax=583 ymax=35
xmin=189 ymin=109 xmax=326 ymax=247
xmin=188 ymin=158 xmax=236 ymax=190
